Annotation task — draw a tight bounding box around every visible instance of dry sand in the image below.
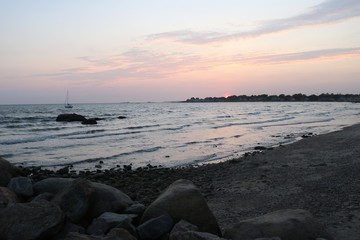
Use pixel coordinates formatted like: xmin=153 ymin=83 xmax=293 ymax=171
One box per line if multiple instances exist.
xmin=204 ymin=123 xmax=360 ymax=240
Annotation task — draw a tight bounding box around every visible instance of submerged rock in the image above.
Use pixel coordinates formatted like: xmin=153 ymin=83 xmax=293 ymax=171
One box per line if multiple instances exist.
xmin=56 ymin=114 xmax=86 ymax=122
xmin=82 ymin=119 xmax=98 ymax=125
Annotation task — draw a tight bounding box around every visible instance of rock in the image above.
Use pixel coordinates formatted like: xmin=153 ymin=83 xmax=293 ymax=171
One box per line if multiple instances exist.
xmin=0 ymin=157 xmax=22 ymax=186
xmin=103 ymin=228 xmax=137 ymax=240
xmin=52 ymin=178 xmax=94 ymax=223
xmin=82 ymin=119 xmax=98 ymax=125
xmin=170 ymin=219 xmax=199 ymax=236
xmin=141 ymin=179 xmax=221 ymax=236
xmin=53 ymin=223 xmax=86 ymax=240
xmin=8 ymin=176 xmax=33 ymax=197
xmin=56 ymin=113 xmax=86 ymax=122
xmin=170 ymin=231 xmax=226 ymax=240
xmin=34 ymin=178 xmax=134 ymax=220
xmin=223 ymin=209 xmax=333 ymax=240
xmin=64 ymin=232 xmax=101 ymax=240
xmin=254 ymin=146 xmax=267 ymax=151
xmin=87 ymin=212 xmax=136 ymax=236
xmin=124 ymin=203 xmax=146 ymax=215
xmin=0 ymin=200 xmax=64 ymax=240
xmin=118 ymin=116 xmax=127 ymax=119
xmin=0 ymin=186 xmax=20 ymax=209
xmin=87 ymin=182 xmax=134 ymax=220
xmin=31 ymin=192 xmax=54 ymax=202
xmin=33 ymin=177 xmax=74 ymax=195
xmin=254 ymin=238 xmax=282 ymax=240
xmin=137 ymin=214 xmax=174 ymax=240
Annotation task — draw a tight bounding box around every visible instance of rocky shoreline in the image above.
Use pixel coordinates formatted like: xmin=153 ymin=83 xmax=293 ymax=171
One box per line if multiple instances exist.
xmin=1 ymin=123 xmax=360 ymax=239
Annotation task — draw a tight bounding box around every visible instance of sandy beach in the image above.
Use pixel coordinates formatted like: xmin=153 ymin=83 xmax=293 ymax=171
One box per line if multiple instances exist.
xmin=24 ymin=123 xmax=360 ymax=239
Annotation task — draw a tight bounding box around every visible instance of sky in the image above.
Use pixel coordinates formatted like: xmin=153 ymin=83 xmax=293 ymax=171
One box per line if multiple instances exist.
xmin=0 ymin=0 xmax=359 ymax=104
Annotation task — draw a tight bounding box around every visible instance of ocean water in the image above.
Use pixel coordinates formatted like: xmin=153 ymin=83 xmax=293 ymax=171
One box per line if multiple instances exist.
xmin=0 ymin=102 xmax=359 ymax=170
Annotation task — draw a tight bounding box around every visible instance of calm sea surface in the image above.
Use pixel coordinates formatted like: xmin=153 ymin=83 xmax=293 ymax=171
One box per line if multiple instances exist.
xmin=0 ymin=102 xmax=359 ymax=170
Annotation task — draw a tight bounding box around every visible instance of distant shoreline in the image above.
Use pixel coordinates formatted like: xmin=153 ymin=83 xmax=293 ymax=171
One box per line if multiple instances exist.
xmin=186 ymin=93 xmax=360 ymax=103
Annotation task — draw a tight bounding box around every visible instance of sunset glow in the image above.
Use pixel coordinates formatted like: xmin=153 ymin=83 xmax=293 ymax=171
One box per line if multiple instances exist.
xmin=0 ymin=0 xmax=359 ymax=104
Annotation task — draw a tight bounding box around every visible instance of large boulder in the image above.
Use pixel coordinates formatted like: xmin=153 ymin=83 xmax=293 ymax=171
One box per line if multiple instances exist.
xmin=140 ymin=179 xmax=221 ymax=236
xmin=56 ymin=113 xmax=86 ymax=122
xmin=223 ymin=209 xmax=333 ymax=240
xmin=87 ymin=182 xmax=134 ymax=220
xmin=0 ymin=187 xmax=20 ymax=209
xmin=52 ymin=178 xmax=94 ymax=223
xmin=8 ymin=176 xmax=33 ymax=198
xmin=0 ymin=157 xmax=22 ymax=186
xmin=33 ymin=177 xmax=74 ymax=195
xmin=0 ymin=200 xmax=64 ymax=240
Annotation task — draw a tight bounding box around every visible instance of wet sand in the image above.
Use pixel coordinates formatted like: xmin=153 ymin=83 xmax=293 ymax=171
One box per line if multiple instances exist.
xmin=26 ymin=123 xmax=360 ymax=239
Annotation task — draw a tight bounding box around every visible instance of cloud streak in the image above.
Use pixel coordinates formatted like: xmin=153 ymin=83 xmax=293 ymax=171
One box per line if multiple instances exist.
xmin=149 ymin=0 xmax=360 ymax=44
xmin=237 ymin=47 xmax=360 ymax=65
xmin=32 ymin=47 xmax=360 ymax=86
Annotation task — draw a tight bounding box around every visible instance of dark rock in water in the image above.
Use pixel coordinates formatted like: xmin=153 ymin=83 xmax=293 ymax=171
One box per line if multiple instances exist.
xmin=82 ymin=119 xmax=98 ymax=125
xmin=56 ymin=113 xmax=86 ymax=122
xmin=0 ymin=200 xmax=64 ymax=240
xmin=0 ymin=187 xmax=20 ymax=209
xmin=141 ymin=179 xmax=221 ymax=236
xmin=8 ymin=176 xmax=34 ymax=198
xmin=87 ymin=212 xmax=136 ymax=236
xmin=0 ymin=157 xmax=23 ymax=187
xmin=254 ymin=146 xmax=267 ymax=151
xmin=223 ymin=209 xmax=333 ymax=240
xmin=118 ymin=116 xmax=127 ymax=119
xmin=137 ymin=214 xmax=174 ymax=240
xmin=52 ymin=179 xmax=94 ymax=223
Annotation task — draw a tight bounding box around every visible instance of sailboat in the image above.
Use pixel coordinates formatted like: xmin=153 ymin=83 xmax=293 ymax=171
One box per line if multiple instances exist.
xmin=64 ymin=90 xmax=73 ymax=108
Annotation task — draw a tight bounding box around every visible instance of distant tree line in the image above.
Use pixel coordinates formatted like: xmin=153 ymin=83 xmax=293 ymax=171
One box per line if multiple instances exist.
xmin=186 ymin=93 xmax=360 ymax=103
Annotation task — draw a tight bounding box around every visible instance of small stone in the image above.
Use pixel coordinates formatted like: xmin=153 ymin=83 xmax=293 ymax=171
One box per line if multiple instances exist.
xmin=137 ymin=214 xmax=174 ymax=240
xmin=8 ymin=176 xmax=34 ymax=197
